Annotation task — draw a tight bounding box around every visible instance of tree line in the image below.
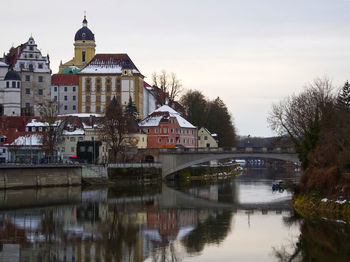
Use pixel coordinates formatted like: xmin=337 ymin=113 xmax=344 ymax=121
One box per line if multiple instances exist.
xmin=268 ymin=78 xmax=350 ymax=198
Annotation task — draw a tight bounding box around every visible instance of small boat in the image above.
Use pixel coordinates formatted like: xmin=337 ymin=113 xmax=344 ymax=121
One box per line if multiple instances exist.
xmin=272 ymin=181 xmax=284 ymax=191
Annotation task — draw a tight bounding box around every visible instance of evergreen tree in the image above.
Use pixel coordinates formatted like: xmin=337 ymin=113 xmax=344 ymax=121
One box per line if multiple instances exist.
xmin=126 ymin=96 xmax=139 ymax=121
xmin=337 ymin=81 xmax=350 ymax=109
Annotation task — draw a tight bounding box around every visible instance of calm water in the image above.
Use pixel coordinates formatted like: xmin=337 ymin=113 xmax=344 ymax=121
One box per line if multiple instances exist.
xmin=0 ymin=169 xmax=350 ymax=261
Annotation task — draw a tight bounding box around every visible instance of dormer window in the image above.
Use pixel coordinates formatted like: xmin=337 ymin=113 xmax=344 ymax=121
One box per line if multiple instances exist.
xmin=29 ymin=46 xmax=33 ymax=51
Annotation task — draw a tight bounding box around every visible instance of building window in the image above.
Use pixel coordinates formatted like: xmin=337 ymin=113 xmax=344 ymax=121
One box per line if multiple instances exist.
xmin=164 ymin=128 xmax=167 ymax=133
xmin=96 ymin=106 xmax=100 ymax=112
xmin=96 ymin=96 xmax=100 ymax=102
xmin=73 ymin=105 xmax=76 ymax=110
xmin=86 ymin=96 xmax=90 ymax=102
xmin=11 ymin=81 xmax=15 ymax=88
xmin=106 ymin=85 xmax=111 ymax=92
xmin=26 ymin=88 xmax=30 ymax=94
xmin=117 ymin=79 xmax=120 ymax=83
xmin=61 ymin=147 xmax=65 ymax=152
xmin=158 ymin=138 xmax=161 ymax=143
xmin=96 ymin=85 xmax=100 ymax=92
xmin=17 ymin=82 xmax=20 ymax=88
xmin=73 ymin=86 xmax=76 ymax=92
xmin=82 ymin=51 xmax=86 ymax=62
xmin=106 ymin=96 xmax=110 ymax=102
xmin=64 ymin=105 xmax=68 ymax=110
xmin=86 ymin=106 xmax=90 ymax=112
xmin=116 ymin=96 xmax=121 ymax=103
xmin=86 ymin=85 xmax=90 ymax=92
xmin=38 ymin=63 xmax=43 ymax=69
xmin=71 ymin=147 xmax=75 ymax=153
xmin=204 ymin=136 xmax=208 ymax=140
xmin=6 ymin=82 xmax=9 ymax=88
xmin=26 ymin=103 xmax=30 ymax=108
xmin=29 ymin=46 xmax=33 ymax=51
xmin=54 ymin=86 xmax=57 ymax=92
xmin=116 ymin=85 xmax=121 ymax=92
xmin=78 ymin=137 xmax=83 ymax=141
xmin=25 ymin=75 xmax=30 ymax=81
xmin=64 ymin=96 xmax=67 ymax=101
xmin=38 ymin=89 xmax=43 ymax=95
xmin=64 ymin=86 xmax=67 ymax=92
xmin=54 ymin=96 xmax=57 ymax=101
xmin=29 ymin=54 xmax=33 ymax=58
xmin=80 ymin=146 xmax=85 ymax=152
xmin=38 ymin=76 xmax=43 ymax=82
xmin=183 ymin=139 xmax=186 ymax=144
xmin=29 ymin=64 xmax=33 ymax=70
xmin=155 ymin=128 xmax=158 ymax=133
xmin=20 ymin=63 xmax=24 ymax=69
xmin=70 ymin=137 xmax=76 ymax=142
xmin=73 ymin=96 xmax=76 ymax=101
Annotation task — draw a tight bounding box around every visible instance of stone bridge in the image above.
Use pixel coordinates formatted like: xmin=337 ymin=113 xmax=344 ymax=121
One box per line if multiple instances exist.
xmin=141 ymin=147 xmax=299 ymax=178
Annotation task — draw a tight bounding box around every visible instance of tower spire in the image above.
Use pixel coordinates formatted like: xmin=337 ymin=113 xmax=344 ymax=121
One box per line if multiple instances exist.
xmin=82 ymin=11 xmax=88 ymax=27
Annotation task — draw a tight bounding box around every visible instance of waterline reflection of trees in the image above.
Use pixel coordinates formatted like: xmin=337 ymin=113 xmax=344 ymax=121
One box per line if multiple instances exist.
xmin=273 ymin=214 xmax=350 ymax=262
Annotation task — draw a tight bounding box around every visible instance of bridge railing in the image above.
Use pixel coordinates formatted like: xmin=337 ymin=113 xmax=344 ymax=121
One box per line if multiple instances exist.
xmin=158 ymin=147 xmax=296 ymax=154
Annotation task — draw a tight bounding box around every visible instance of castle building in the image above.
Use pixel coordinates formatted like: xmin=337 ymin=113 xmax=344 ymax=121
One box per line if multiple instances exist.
xmin=0 ymin=62 xmax=21 ymax=116
xmin=3 ymin=37 xmax=51 ymax=116
xmin=58 ymin=15 xmax=96 ymax=73
xmin=78 ymin=54 xmax=144 ymax=116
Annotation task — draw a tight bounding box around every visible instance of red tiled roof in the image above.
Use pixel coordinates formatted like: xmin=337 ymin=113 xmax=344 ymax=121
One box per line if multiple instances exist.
xmin=144 ymin=81 xmax=152 ymax=87
xmin=5 ymin=44 xmax=27 ymax=69
xmin=84 ymin=53 xmax=140 ymax=72
xmin=51 ymin=74 xmax=79 ymax=85
xmin=0 ymin=116 xmax=34 ymax=132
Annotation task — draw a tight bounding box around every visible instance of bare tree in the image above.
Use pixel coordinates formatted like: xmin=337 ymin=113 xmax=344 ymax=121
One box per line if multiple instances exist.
xmin=267 ymin=78 xmax=335 ymax=169
xmin=98 ymin=97 xmax=138 ymax=163
xmin=38 ymin=100 xmax=66 ymax=163
xmin=152 ymin=70 xmax=183 ymax=106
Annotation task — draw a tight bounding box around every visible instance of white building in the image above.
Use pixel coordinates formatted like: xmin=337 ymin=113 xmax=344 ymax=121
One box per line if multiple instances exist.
xmin=51 ymin=74 xmax=79 ymax=114
xmin=0 ymin=61 xmax=21 ymax=116
xmin=3 ymin=36 xmax=51 ymax=116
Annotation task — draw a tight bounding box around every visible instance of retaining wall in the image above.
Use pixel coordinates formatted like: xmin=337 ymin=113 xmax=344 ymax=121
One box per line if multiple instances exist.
xmin=0 ymin=165 xmax=81 ymax=189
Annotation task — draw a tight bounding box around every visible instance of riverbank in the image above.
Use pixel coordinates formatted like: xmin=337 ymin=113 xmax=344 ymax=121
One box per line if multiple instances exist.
xmin=292 ymin=194 xmax=350 ymax=223
xmin=178 ymin=165 xmax=244 ymax=181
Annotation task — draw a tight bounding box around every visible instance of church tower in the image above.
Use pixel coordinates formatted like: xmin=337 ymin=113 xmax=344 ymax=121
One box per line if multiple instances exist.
xmin=59 ymin=14 xmax=96 ymax=73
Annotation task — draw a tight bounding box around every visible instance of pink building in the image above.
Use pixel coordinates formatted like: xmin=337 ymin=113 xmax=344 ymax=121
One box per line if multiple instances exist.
xmin=139 ymin=105 xmax=197 ymax=148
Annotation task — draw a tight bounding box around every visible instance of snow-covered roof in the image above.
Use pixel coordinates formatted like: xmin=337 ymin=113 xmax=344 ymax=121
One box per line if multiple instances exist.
xmin=26 ymin=118 xmax=61 ymax=127
xmin=140 ymin=105 xmax=196 ymax=128
xmin=58 ymin=113 xmax=103 ymax=118
xmin=63 ymin=129 xmax=84 ymax=135
xmin=80 ymin=54 xmax=140 ymax=74
xmin=0 ymin=61 xmax=8 ymax=67
xmin=11 ymin=134 xmax=42 ymax=146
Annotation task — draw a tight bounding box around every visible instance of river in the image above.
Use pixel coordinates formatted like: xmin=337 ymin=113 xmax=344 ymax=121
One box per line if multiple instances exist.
xmin=0 ymin=168 xmax=349 ymax=261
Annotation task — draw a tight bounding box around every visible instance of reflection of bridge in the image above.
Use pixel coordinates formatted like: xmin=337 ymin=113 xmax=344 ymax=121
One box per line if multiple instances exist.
xmin=156 ymin=147 xmax=298 ymax=178
xmin=108 ymin=185 xmax=292 ymax=211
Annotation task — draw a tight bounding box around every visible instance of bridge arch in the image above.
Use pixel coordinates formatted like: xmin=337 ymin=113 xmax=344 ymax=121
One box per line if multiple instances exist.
xmin=158 ymin=148 xmax=299 ymax=178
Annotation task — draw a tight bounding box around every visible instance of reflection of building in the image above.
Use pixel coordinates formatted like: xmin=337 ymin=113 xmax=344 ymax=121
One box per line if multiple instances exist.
xmin=146 ymin=209 xmax=198 ymax=243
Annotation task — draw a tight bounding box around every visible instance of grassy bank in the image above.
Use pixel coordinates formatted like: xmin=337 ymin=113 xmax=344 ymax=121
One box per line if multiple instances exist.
xmin=177 ymin=165 xmax=244 ymax=181
xmin=292 ymin=194 xmax=350 ymax=223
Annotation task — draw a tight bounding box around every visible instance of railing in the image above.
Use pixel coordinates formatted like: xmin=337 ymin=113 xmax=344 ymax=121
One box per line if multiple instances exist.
xmin=158 ymin=147 xmax=296 ymax=154
xmin=108 ymin=162 xmax=162 ymax=168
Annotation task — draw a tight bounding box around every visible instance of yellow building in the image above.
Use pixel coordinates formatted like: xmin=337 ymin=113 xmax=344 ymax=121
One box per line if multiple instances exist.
xmin=198 ymin=127 xmax=218 ymax=148
xmin=78 ymin=53 xmax=144 ymax=117
xmin=58 ymin=15 xmax=96 ymax=73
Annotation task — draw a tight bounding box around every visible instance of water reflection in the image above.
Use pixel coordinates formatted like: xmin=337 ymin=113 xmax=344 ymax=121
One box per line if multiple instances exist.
xmin=0 ymin=169 xmax=349 ymax=261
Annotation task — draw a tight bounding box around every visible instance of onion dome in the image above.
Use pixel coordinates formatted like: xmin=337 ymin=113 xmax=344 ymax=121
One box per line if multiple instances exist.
xmin=4 ymin=70 xmax=20 ymax=81
xmin=61 ymin=66 xmax=80 ymax=74
xmin=74 ymin=15 xmax=95 ymax=41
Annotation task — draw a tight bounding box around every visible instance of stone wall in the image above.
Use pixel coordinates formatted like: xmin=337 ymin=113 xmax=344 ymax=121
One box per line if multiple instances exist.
xmin=0 ymin=166 xmax=81 ymax=189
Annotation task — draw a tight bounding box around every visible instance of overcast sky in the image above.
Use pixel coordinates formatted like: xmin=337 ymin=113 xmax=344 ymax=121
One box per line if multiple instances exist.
xmin=2 ymin=0 xmax=350 ymax=137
